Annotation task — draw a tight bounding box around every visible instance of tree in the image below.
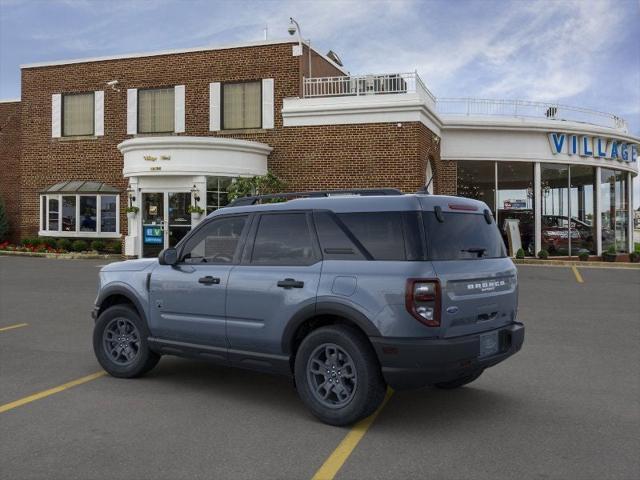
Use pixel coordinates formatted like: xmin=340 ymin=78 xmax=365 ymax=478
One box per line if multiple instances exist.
xmin=0 ymin=197 xmax=9 ymax=242
xmin=227 ymin=172 xmax=286 ymax=202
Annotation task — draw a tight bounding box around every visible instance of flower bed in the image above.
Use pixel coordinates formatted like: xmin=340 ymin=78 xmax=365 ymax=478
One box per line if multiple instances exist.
xmin=0 ymin=237 xmax=122 ymax=255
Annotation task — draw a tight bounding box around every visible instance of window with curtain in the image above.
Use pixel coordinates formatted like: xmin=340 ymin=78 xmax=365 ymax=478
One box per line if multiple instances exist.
xmin=222 ymin=81 xmax=261 ymax=130
xmin=63 ymin=92 xmax=94 ymax=136
xmin=138 ymin=88 xmax=175 ymax=133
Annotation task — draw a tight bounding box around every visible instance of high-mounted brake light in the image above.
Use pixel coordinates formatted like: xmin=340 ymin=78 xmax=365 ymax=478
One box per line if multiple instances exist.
xmin=405 ymin=279 xmax=441 ymax=327
xmin=448 ymin=203 xmax=478 ymax=211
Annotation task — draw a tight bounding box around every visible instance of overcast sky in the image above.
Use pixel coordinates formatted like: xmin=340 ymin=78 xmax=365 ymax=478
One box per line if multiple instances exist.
xmin=1 ymin=0 xmax=638 ymax=204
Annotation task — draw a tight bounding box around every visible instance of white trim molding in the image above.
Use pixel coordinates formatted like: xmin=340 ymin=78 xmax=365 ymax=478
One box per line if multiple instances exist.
xmin=118 ymin=136 xmax=271 ymax=178
xmin=282 ymin=93 xmax=442 ymax=135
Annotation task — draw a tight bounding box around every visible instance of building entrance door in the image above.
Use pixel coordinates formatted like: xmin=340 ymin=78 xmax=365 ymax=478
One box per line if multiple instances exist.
xmin=141 ymin=192 xmax=192 ymax=258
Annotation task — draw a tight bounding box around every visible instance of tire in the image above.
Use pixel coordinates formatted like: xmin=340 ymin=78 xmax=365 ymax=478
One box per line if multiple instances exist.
xmin=294 ymin=325 xmax=386 ymax=426
xmin=93 ymin=304 xmax=160 ymax=378
xmin=434 ymin=370 xmax=483 ymax=389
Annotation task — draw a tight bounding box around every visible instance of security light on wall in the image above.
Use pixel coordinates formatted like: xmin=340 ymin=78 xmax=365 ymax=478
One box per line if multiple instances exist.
xmin=106 ymin=80 xmax=120 ymax=92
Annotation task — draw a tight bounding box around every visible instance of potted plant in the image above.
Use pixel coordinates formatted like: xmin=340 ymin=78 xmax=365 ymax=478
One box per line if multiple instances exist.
xmin=187 ymin=204 xmax=205 ymax=220
xmin=515 ymin=248 xmax=525 ymax=259
xmin=603 ymin=245 xmax=618 ymax=262
xmin=537 ymin=249 xmax=549 ymax=260
xmin=629 ymin=247 xmax=640 ymax=263
xmin=578 ymin=251 xmax=590 ymax=262
xmin=126 ymin=206 xmax=139 ymax=221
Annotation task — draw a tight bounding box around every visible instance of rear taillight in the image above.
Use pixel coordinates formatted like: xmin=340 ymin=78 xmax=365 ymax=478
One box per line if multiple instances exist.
xmin=405 ymin=279 xmax=441 ymax=327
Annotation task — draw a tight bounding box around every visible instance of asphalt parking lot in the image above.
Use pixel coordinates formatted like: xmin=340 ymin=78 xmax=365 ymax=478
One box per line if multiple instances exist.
xmin=1 ymin=256 xmax=639 ymax=480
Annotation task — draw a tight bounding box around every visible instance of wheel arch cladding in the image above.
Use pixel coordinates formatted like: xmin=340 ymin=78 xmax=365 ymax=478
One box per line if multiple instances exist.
xmin=282 ymin=301 xmax=382 ymax=356
xmin=97 ymin=286 xmax=147 ymax=324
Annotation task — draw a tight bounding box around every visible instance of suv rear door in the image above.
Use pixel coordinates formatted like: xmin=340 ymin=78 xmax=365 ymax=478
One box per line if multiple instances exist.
xmin=423 ymin=207 xmax=518 ymax=339
xmin=225 ymin=211 xmax=322 ymax=373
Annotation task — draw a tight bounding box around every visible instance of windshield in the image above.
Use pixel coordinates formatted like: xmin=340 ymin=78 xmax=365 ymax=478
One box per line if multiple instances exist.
xmin=423 ymin=212 xmax=506 ymax=260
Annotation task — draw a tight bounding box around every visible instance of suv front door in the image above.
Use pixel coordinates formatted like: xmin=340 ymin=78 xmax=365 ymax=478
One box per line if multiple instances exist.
xmin=226 ymin=212 xmax=322 ymax=372
xmin=148 ymin=214 xmax=250 ymax=354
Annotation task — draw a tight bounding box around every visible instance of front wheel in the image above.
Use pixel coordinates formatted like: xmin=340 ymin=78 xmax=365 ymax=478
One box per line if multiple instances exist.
xmin=93 ymin=304 xmax=160 ymax=378
xmin=294 ymin=325 xmax=386 ymax=426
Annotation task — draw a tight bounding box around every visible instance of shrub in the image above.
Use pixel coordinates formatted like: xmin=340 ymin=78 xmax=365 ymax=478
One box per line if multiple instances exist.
xmin=578 ymin=251 xmax=589 ymax=261
xmin=90 ymin=240 xmax=106 ymax=252
xmin=38 ymin=237 xmax=57 ymax=249
xmin=537 ymin=249 xmax=549 ymax=260
xmin=106 ymin=241 xmax=121 ymax=254
xmin=57 ymin=238 xmax=72 ymax=251
xmin=227 ymin=172 xmax=286 ymax=202
xmin=71 ymin=240 xmax=88 ymax=252
xmin=630 ymin=252 xmax=640 ymax=263
xmin=515 ymin=248 xmax=525 ymax=259
xmin=21 ymin=237 xmax=38 ymax=247
xmin=606 ymin=244 xmax=617 ymax=254
xmin=0 ymin=197 xmax=8 ymax=242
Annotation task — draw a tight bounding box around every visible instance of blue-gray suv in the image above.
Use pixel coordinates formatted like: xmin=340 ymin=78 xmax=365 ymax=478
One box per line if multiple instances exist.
xmin=92 ymin=189 xmax=524 ymax=425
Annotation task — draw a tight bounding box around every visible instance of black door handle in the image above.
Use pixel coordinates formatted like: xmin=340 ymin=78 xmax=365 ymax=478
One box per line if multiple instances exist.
xmin=198 ymin=276 xmax=220 ymax=285
xmin=277 ymin=278 xmax=304 ymax=289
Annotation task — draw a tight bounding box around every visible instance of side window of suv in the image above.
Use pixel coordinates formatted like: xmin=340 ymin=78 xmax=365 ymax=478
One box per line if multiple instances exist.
xmin=313 ymin=211 xmax=367 ymax=260
xmin=181 ymin=215 xmax=248 ymax=264
xmin=251 ymin=213 xmax=317 ymax=265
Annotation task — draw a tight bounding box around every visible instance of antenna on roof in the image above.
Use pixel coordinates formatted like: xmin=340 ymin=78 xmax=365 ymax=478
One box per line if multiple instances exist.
xmin=263 ymin=24 xmax=268 ymax=40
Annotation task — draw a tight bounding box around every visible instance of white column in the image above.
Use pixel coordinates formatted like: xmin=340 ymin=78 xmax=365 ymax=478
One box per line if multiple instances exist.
xmin=628 ymin=171 xmax=634 ymax=253
xmin=595 ymin=166 xmax=602 ymax=256
xmin=534 ymin=162 xmax=541 ymax=256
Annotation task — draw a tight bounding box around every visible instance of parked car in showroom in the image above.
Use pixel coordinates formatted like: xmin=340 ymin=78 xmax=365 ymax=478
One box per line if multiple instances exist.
xmin=92 ymin=189 xmax=525 ymax=426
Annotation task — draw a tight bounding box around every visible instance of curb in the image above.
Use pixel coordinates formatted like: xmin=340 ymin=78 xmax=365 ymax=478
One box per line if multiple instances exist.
xmin=513 ymin=258 xmax=640 ymax=269
xmin=0 ymin=250 xmax=123 ymax=260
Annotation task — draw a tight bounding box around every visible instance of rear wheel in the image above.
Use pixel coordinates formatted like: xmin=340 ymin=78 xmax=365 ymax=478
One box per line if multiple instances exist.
xmin=294 ymin=325 xmax=386 ymax=426
xmin=93 ymin=304 xmax=160 ymax=378
xmin=434 ymin=370 xmax=483 ymax=389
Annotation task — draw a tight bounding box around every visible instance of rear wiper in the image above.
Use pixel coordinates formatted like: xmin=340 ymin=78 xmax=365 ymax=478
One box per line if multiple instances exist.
xmin=461 ymin=248 xmax=487 ymax=258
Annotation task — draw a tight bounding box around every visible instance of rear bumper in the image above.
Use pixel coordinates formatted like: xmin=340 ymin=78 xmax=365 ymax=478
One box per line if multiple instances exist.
xmin=370 ymin=323 xmax=524 ymax=390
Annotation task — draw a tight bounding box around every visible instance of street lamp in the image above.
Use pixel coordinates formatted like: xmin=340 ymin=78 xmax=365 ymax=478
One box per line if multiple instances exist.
xmin=288 ymin=17 xmax=311 ymax=77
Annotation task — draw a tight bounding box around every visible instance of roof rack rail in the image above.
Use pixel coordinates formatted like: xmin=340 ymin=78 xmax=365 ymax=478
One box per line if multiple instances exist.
xmin=226 ymin=188 xmax=403 ymax=207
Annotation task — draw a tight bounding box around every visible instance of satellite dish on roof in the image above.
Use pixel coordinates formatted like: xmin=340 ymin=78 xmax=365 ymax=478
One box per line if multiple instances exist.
xmin=326 ymin=50 xmax=343 ymax=67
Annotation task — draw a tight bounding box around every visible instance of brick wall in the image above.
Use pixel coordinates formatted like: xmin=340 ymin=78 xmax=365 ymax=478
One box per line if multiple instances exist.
xmin=0 ymin=101 xmax=21 ymax=242
xmin=14 ymin=41 xmax=441 ymax=242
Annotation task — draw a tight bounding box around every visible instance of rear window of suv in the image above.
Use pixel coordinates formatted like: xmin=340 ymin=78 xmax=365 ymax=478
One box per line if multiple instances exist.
xmin=423 ymin=212 xmax=506 ymax=260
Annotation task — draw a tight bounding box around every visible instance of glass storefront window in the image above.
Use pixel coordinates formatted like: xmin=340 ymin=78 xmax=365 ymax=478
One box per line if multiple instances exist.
xmin=569 ymin=166 xmax=596 ymax=254
xmin=62 ymin=196 xmax=76 ymax=232
xmin=206 ymin=176 xmax=233 ymax=214
xmin=541 ymin=164 xmax=570 ymax=256
xmin=80 ymin=196 xmax=97 ymax=232
xmin=48 ymin=197 xmax=59 ymax=231
xmin=101 ymin=195 xmax=117 ymax=233
xmin=497 ymin=162 xmax=534 ymax=255
xmin=601 ymin=169 xmax=629 ymax=253
xmin=457 ymin=161 xmax=496 ymax=212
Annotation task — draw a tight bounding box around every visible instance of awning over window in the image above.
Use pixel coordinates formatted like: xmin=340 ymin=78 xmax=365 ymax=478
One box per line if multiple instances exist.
xmin=41 ymin=181 xmax=120 ymax=194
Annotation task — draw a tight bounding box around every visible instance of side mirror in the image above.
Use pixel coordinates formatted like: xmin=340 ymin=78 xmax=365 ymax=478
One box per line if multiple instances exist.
xmin=158 ymin=247 xmax=178 ymax=266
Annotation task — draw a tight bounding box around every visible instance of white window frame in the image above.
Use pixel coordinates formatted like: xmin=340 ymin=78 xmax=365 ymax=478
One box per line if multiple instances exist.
xmin=39 ymin=194 xmax=120 ymax=238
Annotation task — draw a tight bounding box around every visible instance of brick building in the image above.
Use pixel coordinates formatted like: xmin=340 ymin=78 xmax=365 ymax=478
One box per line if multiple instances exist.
xmin=0 ymin=38 xmax=637 ymax=257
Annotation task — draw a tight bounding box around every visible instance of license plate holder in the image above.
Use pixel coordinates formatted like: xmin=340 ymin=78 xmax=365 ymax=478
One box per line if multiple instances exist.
xmin=479 ymin=331 xmax=499 ymax=358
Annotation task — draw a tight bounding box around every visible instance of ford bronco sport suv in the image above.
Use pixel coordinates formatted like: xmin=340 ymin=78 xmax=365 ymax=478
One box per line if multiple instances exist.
xmin=92 ymin=189 xmax=524 ymax=426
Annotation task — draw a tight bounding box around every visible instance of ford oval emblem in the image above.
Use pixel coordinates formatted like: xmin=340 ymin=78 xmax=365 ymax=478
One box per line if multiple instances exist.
xmin=446 ymin=306 xmax=459 ymax=314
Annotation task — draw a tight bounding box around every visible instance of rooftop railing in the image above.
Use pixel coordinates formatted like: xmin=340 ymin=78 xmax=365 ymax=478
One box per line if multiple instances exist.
xmin=303 ymin=72 xmax=436 ymax=103
xmin=436 ymin=98 xmax=628 ymax=131
xmin=301 ymin=74 xmax=627 ymax=131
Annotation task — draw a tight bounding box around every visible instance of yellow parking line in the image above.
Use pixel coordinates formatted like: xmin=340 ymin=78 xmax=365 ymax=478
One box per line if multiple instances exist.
xmin=311 ymin=388 xmax=394 ymax=480
xmin=0 ymin=371 xmax=106 ymax=414
xmin=0 ymin=323 xmax=28 ymax=333
xmin=571 ymin=265 xmax=584 ymax=283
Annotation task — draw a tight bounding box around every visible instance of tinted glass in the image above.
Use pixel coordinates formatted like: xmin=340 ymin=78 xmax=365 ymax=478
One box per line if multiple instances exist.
xmin=314 ymin=211 xmax=366 ymax=260
xmin=252 ymin=213 xmax=316 ymax=265
xmin=424 ymin=212 xmax=506 ymax=260
xmin=79 ymin=196 xmax=97 ymax=232
xmin=337 ymin=212 xmax=406 ymax=261
xmin=182 ymin=215 xmax=247 ymax=264
xmin=101 ymin=195 xmax=117 ymax=233
xmin=62 ymin=196 xmax=76 ymax=232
